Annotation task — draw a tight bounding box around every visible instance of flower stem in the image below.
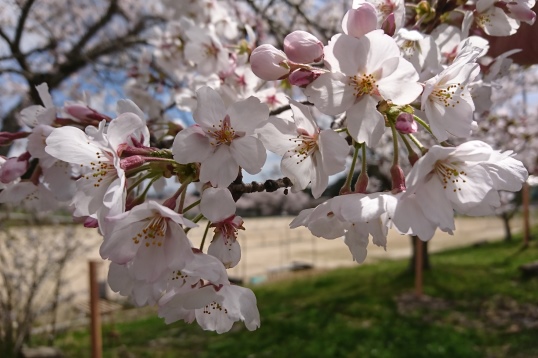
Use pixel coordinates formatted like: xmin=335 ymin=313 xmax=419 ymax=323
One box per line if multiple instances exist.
xmin=199 ymin=220 xmax=212 ymax=251
xmin=140 ymin=176 xmax=160 ymax=199
xmin=178 ymin=186 xmax=187 ymax=213
xmin=407 ymin=133 xmax=427 ymax=154
xmin=361 ymin=144 xmax=367 ymax=173
xmin=341 ymin=141 xmax=360 ymax=194
xmin=183 ymin=199 xmax=201 ymax=214
xmin=127 ymin=172 xmax=155 ymax=193
xmin=125 ymin=163 xmax=151 ymax=177
xmin=399 ymin=131 xmax=414 ymax=155
xmin=413 ymin=115 xmax=435 ymax=136
xmin=389 ymin=120 xmax=399 ymax=165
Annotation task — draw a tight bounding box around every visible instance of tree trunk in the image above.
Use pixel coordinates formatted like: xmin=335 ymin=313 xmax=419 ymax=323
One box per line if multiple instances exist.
xmin=408 ymin=235 xmax=430 ymax=273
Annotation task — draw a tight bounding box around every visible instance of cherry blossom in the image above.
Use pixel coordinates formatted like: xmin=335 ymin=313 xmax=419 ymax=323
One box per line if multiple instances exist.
xmin=305 ymin=30 xmax=422 ymax=146
xmin=474 ymin=0 xmax=536 ymax=36
xmin=172 ymin=86 xmax=268 ymax=188
xmin=100 ymin=201 xmax=196 ymax=282
xmin=421 ymin=45 xmax=481 ymax=141
xmin=405 ymin=141 xmax=528 ymax=220
xmin=200 ymin=187 xmax=243 ymax=268
xmin=0 ymin=0 xmax=535 ymax=338
xmin=257 ymin=99 xmax=349 ymax=198
xmin=45 ymin=113 xmax=149 ymax=218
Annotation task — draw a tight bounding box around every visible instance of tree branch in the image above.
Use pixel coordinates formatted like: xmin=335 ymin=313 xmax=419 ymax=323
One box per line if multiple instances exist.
xmin=228 ymin=177 xmax=292 ymax=195
xmin=66 ymin=0 xmax=119 ymax=59
xmin=14 ymin=0 xmax=36 ymax=50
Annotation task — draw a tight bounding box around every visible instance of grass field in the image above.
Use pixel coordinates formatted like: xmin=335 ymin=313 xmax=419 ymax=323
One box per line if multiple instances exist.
xmin=36 ymin=231 xmax=538 ymax=358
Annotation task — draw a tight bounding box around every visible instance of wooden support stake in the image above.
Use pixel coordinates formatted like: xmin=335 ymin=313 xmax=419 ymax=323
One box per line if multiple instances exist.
xmin=415 ymin=237 xmax=423 ymax=297
xmin=89 ymin=261 xmax=102 ymax=358
xmin=523 ymin=181 xmax=531 ymax=247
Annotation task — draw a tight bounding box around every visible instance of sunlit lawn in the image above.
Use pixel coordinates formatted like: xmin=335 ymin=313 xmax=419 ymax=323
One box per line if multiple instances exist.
xmin=40 ymin=230 xmax=538 ymax=358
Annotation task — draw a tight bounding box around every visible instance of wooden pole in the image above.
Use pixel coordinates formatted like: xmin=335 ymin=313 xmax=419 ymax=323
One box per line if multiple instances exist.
xmin=89 ymin=261 xmax=102 ymax=358
xmin=523 ymin=181 xmax=531 ymax=247
xmin=415 ymin=237 xmax=423 ymax=297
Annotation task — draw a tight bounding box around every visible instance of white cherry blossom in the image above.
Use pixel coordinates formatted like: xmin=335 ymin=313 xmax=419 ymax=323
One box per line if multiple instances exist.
xmin=45 ymin=113 xmax=149 ymax=217
xmin=305 ymin=30 xmax=422 ymax=146
xmin=173 ymin=86 xmax=268 ymax=188
xmin=200 ymin=187 xmax=243 ymax=268
xmin=257 ymin=100 xmax=349 ymax=198
xmin=100 ymin=201 xmax=196 ymax=282
xmin=405 ymin=141 xmax=528 ymax=223
xmin=421 ymin=46 xmax=481 ymax=141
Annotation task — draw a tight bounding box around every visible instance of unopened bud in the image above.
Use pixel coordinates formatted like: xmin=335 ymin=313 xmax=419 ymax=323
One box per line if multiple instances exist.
xmin=120 ymin=155 xmax=146 ymax=171
xmin=84 ymin=217 xmax=99 ymax=228
xmin=65 ymin=104 xmax=111 ymax=122
xmin=250 ymin=44 xmax=290 ymax=81
xmin=395 ymin=113 xmax=417 ymax=134
xmin=288 ymin=68 xmax=323 ymax=87
xmin=381 ymin=13 xmax=396 ymax=37
xmin=117 ymin=144 xmax=157 ymax=157
xmin=283 ymin=30 xmax=324 ymax=64
xmin=390 ymin=164 xmax=406 ymax=194
xmin=342 ymin=5 xmax=378 ymax=38
xmin=0 ymin=152 xmax=30 ymax=183
xmin=416 ymin=1 xmax=436 ymax=23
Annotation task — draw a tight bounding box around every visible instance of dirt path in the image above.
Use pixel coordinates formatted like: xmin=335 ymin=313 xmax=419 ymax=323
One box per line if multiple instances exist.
xmin=11 ymin=215 xmax=525 ymax=311
xmin=189 ymin=215 xmax=524 ymax=283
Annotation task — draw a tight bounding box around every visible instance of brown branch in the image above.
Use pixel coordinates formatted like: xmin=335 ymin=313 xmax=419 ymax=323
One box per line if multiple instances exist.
xmin=14 ymin=0 xmax=36 ymax=50
xmin=269 ymin=100 xmax=312 ymax=116
xmin=66 ymin=0 xmax=119 ymax=59
xmin=228 ymin=177 xmax=292 ymax=195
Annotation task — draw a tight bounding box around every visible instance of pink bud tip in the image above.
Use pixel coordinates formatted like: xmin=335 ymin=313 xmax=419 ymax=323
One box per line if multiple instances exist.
xmin=120 ymin=155 xmax=146 ymax=171
xmin=288 ymin=68 xmax=322 ymax=87
xmin=250 ymin=44 xmax=290 ymax=81
xmin=395 ymin=113 xmax=418 ymax=134
xmin=83 ymin=217 xmax=99 ymax=228
xmin=381 ymin=13 xmax=396 ymax=37
xmin=283 ymin=30 xmax=324 ymax=64
xmin=0 ymin=154 xmax=30 ymax=184
xmin=65 ymin=104 xmax=110 ymax=122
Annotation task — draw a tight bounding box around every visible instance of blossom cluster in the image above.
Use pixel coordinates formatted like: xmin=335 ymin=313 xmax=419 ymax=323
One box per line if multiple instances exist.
xmin=0 ymin=0 xmax=534 ymax=334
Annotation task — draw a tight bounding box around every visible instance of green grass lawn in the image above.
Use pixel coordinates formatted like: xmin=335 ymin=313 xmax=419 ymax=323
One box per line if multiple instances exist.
xmin=41 ymin=232 xmax=538 ymax=358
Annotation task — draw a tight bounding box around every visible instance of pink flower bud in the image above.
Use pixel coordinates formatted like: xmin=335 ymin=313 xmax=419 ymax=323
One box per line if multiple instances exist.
xmin=506 ymin=2 xmax=536 ymax=25
xmin=120 ymin=155 xmax=146 ymax=171
xmin=65 ymin=104 xmax=111 ymax=122
xmin=390 ymin=164 xmax=406 ymax=194
xmin=117 ymin=143 xmax=157 ymax=157
xmin=0 ymin=152 xmax=31 ymax=183
xmin=83 ymin=217 xmax=99 ymax=228
xmin=283 ymin=30 xmax=324 ymax=63
xmin=288 ymin=68 xmax=323 ymax=87
xmin=342 ymin=5 xmax=378 ymax=38
xmin=250 ymin=44 xmax=290 ymax=81
xmin=381 ymin=13 xmax=396 ymax=37
xmin=395 ymin=113 xmax=417 ymax=134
